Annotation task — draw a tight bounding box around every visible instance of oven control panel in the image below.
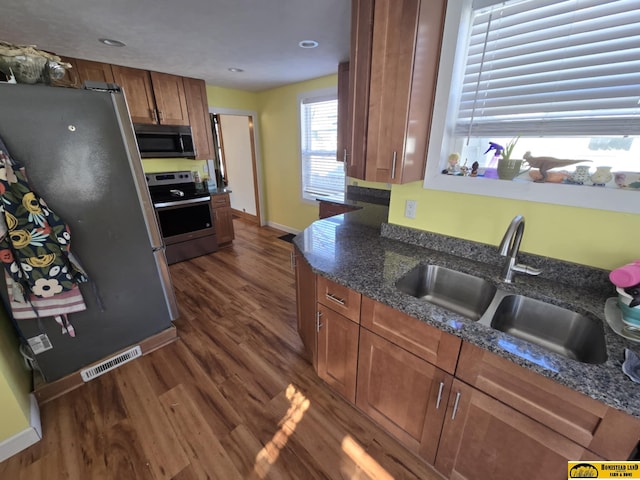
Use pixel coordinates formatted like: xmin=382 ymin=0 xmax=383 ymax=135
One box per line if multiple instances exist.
xmin=146 ymin=171 xmax=193 ymax=186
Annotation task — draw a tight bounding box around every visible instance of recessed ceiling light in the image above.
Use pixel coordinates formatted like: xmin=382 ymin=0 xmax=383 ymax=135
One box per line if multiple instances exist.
xmin=99 ymin=38 xmax=126 ymax=47
xmin=228 ymin=67 xmax=244 ymax=73
xmin=298 ymin=40 xmax=319 ymax=49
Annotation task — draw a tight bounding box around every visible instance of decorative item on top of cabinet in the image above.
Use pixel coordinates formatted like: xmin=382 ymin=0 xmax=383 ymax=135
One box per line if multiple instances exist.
xmin=111 ymin=65 xmax=189 ymax=125
xmin=318 ymin=200 xmax=359 ymax=219
xmin=293 ymin=245 xmax=317 ymax=369
xmin=183 ymin=77 xmax=215 ymax=160
xmin=363 ymin=0 xmax=446 ymax=184
xmin=210 ymin=193 xmax=234 ymax=246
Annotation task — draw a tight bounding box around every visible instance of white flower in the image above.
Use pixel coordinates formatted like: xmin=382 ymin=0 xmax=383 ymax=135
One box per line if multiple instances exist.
xmin=9 ymin=262 xmax=19 ymax=273
xmin=31 ymin=278 xmax=63 ymax=298
xmin=49 ymin=265 xmax=60 ymax=277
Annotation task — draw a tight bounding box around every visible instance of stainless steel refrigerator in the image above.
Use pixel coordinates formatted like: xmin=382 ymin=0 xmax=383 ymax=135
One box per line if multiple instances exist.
xmin=0 ymin=83 xmax=178 ymax=382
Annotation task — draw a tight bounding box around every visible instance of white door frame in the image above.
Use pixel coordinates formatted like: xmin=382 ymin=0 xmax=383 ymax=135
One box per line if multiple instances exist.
xmin=210 ymin=107 xmax=265 ymax=227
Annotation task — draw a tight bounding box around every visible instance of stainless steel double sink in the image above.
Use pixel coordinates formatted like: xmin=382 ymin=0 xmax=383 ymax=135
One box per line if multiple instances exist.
xmin=396 ymin=264 xmax=607 ymax=364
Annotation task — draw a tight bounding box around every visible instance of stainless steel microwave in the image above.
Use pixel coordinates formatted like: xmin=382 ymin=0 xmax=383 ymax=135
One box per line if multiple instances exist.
xmin=134 ymin=124 xmax=196 ymax=158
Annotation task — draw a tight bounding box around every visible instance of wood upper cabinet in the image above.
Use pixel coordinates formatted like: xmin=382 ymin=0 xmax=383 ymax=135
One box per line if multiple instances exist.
xmin=435 ymin=379 xmax=603 ymax=480
xmin=361 ymin=0 xmax=446 ymax=183
xmin=347 ymin=0 xmax=374 ymax=179
xmin=183 ymin=77 xmax=215 ymax=160
xmin=211 ymin=193 xmax=234 ymax=245
xmin=112 ymin=66 xmax=189 ymax=125
xmin=112 ymin=65 xmax=157 ymax=124
xmin=150 ymin=71 xmax=190 ymax=125
xmin=316 ymin=304 xmax=360 ymax=402
xmin=337 ymin=62 xmax=351 ymax=164
xmin=294 ymin=246 xmax=317 ymax=369
xmin=74 ymin=59 xmax=115 ymax=84
xmin=356 ymin=328 xmax=453 ymax=463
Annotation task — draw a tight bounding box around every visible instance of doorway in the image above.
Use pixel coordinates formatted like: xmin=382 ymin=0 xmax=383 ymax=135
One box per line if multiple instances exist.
xmin=210 ymin=109 xmax=263 ymax=226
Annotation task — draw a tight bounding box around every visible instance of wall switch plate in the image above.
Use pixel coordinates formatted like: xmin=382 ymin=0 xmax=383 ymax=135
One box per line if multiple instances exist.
xmin=405 ymin=200 xmax=417 ymax=219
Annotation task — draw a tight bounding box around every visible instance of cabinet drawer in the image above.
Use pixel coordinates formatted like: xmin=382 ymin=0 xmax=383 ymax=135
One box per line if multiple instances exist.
xmin=456 ymin=342 xmax=621 ymax=454
xmin=316 ymin=276 xmax=361 ymax=323
xmin=360 ymin=296 xmax=461 ymax=374
xmin=211 ymin=194 xmax=230 ymax=208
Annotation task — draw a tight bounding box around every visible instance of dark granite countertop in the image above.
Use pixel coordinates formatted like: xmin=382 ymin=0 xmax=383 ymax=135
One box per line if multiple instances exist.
xmin=293 ymin=202 xmax=640 ymax=418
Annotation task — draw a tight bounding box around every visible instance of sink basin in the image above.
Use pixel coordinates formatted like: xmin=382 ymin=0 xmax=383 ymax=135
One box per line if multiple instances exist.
xmin=490 ymin=295 xmax=607 ymax=364
xmin=396 ymin=264 xmax=497 ymax=320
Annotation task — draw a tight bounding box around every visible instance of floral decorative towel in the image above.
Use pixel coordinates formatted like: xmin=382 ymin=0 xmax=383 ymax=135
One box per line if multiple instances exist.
xmin=0 ymin=135 xmax=87 ymax=335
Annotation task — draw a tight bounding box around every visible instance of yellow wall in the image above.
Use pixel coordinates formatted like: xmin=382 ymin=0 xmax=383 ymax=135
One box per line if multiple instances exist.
xmin=389 ymin=181 xmax=639 ymax=270
xmin=256 ymin=74 xmax=339 ymax=231
xmin=0 ymin=308 xmax=31 ymax=439
xmin=206 ymin=85 xmax=259 ymax=112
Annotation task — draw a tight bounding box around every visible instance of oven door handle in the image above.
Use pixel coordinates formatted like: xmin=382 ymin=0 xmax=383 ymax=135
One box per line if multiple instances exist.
xmin=154 ymin=196 xmax=212 ymax=209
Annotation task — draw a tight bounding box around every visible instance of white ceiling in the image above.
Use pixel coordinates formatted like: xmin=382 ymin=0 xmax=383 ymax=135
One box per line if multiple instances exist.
xmin=0 ymin=0 xmax=351 ymax=92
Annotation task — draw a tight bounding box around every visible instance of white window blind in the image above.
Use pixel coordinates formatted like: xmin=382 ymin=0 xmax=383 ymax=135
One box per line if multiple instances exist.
xmin=300 ymin=94 xmax=344 ymax=201
xmin=456 ymin=0 xmax=640 ymax=138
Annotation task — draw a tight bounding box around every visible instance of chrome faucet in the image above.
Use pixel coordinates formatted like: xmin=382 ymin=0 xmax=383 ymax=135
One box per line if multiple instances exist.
xmin=498 ymin=215 xmax=542 ymax=283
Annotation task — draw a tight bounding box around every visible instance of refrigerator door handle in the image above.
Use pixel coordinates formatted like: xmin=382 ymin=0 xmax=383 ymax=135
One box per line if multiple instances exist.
xmin=111 ymin=92 xmax=164 ymax=250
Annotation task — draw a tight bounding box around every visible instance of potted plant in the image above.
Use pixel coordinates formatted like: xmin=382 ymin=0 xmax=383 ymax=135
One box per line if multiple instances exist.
xmin=496 ymin=136 xmax=528 ymax=180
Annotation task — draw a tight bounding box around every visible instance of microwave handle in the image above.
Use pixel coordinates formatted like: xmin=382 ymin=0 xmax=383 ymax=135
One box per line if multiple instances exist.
xmin=179 ymin=136 xmax=184 ymax=151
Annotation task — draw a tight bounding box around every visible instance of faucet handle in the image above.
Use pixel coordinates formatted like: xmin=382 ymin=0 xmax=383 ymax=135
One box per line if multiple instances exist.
xmin=512 ymin=264 xmax=542 ymax=276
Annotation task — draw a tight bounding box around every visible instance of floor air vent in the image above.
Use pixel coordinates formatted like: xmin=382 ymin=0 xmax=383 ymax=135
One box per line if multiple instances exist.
xmin=80 ymin=346 xmax=142 ymax=382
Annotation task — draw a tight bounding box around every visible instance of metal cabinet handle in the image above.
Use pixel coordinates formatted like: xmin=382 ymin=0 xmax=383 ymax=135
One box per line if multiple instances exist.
xmin=451 ymin=392 xmax=461 ymax=420
xmin=158 ymin=110 xmax=164 ymax=122
xmin=316 ymin=311 xmax=324 ymax=332
xmin=343 ymin=148 xmax=348 ymax=162
xmin=435 ymin=381 xmax=445 ymax=409
xmin=391 ymin=151 xmax=397 ymax=179
xmin=290 ymin=251 xmax=296 ymax=271
xmin=326 ymin=292 xmax=346 ymax=306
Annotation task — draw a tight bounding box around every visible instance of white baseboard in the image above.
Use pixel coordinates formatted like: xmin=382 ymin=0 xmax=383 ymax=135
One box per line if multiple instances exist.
xmin=266 ymin=221 xmax=301 ymax=235
xmin=0 ymin=394 xmax=42 ymax=463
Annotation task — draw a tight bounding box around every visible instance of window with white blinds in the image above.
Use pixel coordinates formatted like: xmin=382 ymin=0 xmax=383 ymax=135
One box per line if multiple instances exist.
xmin=300 ymin=92 xmax=344 ymax=202
xmin=457 ymin=0 xmax=640 ymax=139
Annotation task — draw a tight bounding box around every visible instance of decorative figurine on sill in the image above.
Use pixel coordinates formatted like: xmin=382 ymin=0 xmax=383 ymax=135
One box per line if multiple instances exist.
xmin=447 ymin=153 xmax=460 ymax=174
xmin=459 ymin=159 xmax=469 ymax=176
xmin=471 ymin=161 xmax=479 ymax=177
xmin=522 ymin=151 xmax=591 ymax=183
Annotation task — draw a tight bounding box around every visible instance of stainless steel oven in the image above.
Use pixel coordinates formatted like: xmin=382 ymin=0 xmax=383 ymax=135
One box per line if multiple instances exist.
xmin=147 ymin=171 xmax=217 ymax=264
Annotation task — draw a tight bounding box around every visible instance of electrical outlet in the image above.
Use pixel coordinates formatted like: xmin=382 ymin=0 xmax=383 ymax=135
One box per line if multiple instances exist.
xmin=405 ymin=200 xmax=417 ymax=219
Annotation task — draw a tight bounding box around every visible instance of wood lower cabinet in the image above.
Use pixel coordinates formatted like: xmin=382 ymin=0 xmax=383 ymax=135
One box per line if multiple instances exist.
xmin=435 ymin=379 xmax=602 ymax=480
xmin=356 ymin=328 xmax=452 ymax=463
xmin=316 ymin=275 xmax=361 ymax=323
xmin=112 ymin=66 xmax=189 ymax=125
xmin=294 ymin=246 xmax=317 ymax=369
xmin=211 ymin=193 xmax=234 ymax=245
xmin=317 ymin=304 xmax=360 ymax=402
xmin=183 ymin=77 xmax=215 ymax=160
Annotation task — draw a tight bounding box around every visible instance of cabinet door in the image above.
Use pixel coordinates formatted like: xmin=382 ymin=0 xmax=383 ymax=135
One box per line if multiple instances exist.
xmin=337 ymin=62 xmax=351 ymax=163
xmin=212 ymin=195 xmax=235 ymax=245
xmin=356 ymin=328 xmax=452 ymax=463
xmin=150 ymin=72 xmax=190 ymax=126
xmin=183 ymin=77 xmax=215 ymax=159
xmin=112 ymin=65 xmax=157 ymax=124
xmin=436 ymin=380 xmax=600 ymax=480
xmin=294 ymin=246 xmax=317 ymax=369
xmin=365 ymin=0 xmax=445 ymax=184
xmin=317 ymin=305 xmax=360 ymax=402
xmin=347 ymin=0 xmax=374 ymax=179
xmin=74 ymin=59 xmax=115 ymax=84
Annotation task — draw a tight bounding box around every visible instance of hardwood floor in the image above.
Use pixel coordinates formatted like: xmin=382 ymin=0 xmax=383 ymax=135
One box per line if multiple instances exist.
xmin=0 ymin=219 xmax=444 ymax=480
